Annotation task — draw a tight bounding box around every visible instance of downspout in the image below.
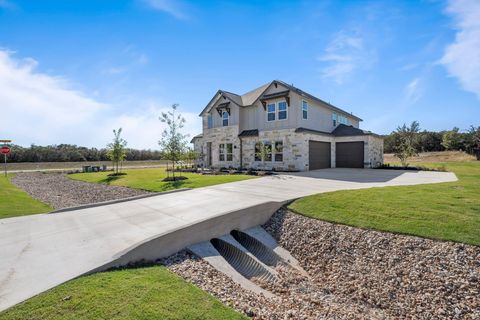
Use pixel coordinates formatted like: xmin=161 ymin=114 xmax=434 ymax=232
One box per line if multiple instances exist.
xmin=239 ymin=137 xmax=243 ymax=169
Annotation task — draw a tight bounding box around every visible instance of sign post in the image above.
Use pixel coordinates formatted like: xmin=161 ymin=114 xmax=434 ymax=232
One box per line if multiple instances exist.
xmin=0 ymin=140 xmax=12 ymax=177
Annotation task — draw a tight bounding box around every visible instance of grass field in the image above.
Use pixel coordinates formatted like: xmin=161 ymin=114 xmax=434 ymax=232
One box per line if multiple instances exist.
xmin=0 ymin=174 xmax=51 ymax=219
xmin=6 ymin=160 xmax=168 ymax=171
xmin=289 ymin=161 xmax=480 ymax=245
xmin=69 ymin=168 xmax=257 ymax=192
xmin=0 ymin=265 xmax=246 ymax=320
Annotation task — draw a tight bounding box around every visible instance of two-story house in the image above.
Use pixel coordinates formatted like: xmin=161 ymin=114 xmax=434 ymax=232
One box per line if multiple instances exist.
xmin=191 ymin=80 xmax=383 ymax=171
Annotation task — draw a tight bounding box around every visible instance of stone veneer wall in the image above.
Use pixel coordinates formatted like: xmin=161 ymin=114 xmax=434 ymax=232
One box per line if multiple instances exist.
xmin=194 ymin=127 xmax=384 ymax=171
xmin=195 ymin=125 xmax=241 ymax=168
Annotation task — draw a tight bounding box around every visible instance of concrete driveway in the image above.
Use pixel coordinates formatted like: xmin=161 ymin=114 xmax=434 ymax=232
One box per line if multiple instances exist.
xmin=0 ymin=168 xmax=457 ymax=311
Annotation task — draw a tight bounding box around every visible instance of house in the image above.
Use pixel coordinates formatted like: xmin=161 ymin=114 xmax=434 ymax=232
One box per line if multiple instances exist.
xmin=191 ymin=80 xmax=383 ymax=171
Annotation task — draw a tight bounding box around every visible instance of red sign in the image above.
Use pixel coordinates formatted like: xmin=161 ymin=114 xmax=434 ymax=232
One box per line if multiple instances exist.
xmin=0 ymin=146 xmax=11 ymax=155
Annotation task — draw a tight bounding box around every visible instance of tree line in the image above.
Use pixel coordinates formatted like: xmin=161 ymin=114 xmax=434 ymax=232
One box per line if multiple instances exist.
xmin=6 ymin=143 xmax=165 ymax=163
xmin=384 ymin=124 xmax=480 ymax=155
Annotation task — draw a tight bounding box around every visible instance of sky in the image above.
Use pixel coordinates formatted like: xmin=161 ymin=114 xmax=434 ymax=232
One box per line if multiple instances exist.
xmin=0 ymin=0 xmax=479 ymax=149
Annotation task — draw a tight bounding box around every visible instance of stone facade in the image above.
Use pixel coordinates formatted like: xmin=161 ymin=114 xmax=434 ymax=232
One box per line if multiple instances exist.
xmin=193 ymin=127 xmax=384 ymax=171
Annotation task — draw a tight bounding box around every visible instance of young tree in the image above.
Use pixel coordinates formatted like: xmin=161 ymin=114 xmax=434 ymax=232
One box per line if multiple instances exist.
xmin=393 ymin=121 xmax=420 ymax=167
xmin=183 ymin=147 xmax=198 ymax=168
xmin=158 ymin=104 xmax=188 ymax=180
xmin=255 ymin=142 xmax=274 ymax=170
xmin=106 ymin=128 xmax=127 ymax=174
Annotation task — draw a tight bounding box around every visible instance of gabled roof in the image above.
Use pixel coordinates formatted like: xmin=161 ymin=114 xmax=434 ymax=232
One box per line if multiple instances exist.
xmin=190 ymin=133 xmax=203 ymax=143
xmin=199 ymin=80 xmax=362 ymax=121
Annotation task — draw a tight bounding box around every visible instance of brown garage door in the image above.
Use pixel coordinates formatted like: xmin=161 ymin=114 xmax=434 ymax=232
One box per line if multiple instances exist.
xmin=336 ymin=142 xmax=364 ymax=168
xmin=309 ymin=141 xmax=331 ymax=170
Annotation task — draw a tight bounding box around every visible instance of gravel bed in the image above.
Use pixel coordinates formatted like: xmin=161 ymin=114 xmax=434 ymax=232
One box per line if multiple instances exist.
xmin=11 ymin=172 xmax=150 ymax=210
xmin=159 ymin=209 xmax=479 ymax=319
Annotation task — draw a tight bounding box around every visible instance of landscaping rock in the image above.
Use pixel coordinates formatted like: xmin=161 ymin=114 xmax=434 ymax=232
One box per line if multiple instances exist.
xmin=11 ymin=172 xmax=150 ymax=210
xmin=160 ymin=208 xmax=480 ymax=319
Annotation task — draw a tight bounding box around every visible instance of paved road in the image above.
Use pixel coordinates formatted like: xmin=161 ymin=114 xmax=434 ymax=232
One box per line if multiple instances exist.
xmin=0 ymin=169 xmax=457 ymax=311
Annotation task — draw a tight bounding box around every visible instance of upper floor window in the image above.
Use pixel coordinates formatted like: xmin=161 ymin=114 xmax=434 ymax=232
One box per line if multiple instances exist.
xmin=207 ymin=114 xmax=213 ymax=129
xmin=332 ymin=113 xmax=350 ymax=126
xmin=267 ymin=103 xmax=276 ymax=121
xmin=302 ymin=100 xmax=308 ymax=120
xmin=278 ymin=101 xmax=287 ymax=120
xmin=222 ymin=111 xmax=229 ymax=126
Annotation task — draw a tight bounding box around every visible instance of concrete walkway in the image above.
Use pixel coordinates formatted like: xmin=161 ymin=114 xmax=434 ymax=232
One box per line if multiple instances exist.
xmin=0 ymin=169 xmax=457 ymax=311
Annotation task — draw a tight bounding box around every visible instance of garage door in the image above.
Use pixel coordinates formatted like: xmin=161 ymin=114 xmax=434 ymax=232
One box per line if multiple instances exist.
xmin=336 ymin=142 xmax=364 ymax=168
xmin=309 ymin=141 xmax=331 ymax=170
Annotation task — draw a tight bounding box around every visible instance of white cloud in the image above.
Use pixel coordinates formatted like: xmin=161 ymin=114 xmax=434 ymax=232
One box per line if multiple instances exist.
xmin=404 ymin=78 xmax=422 ymax=104
xmin=440 ymin=0 xmax=480 ymax=99
xmin=318 ymin=30 xmax=375 ymax=84
xmin=142 ymin=0 xmax=188 ymax=19
xmin=104 ymin=103 xmax=201 ymax=150
xmin=0 ymin=50 xmax=200 ymax=149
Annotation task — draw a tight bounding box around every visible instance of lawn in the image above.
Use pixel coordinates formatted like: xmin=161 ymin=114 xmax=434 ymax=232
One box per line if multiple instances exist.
xmin=0 ymin=265 xmax=246 ymax=320
xmin=0 ymin=174 xmax=52 ymax=219
xmin=69 ymin=168 xmax=257 ymax=192
xmin=289 ymin=161 xmax=480 ymax=246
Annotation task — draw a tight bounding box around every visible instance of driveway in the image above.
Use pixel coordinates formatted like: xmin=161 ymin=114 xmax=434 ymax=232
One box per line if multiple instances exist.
xmin=0 ymin=169 xmax=457 ymax=311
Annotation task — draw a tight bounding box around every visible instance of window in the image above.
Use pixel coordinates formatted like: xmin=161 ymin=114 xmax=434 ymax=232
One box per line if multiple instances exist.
xmin=334 ymin=113 xmax=350 ymax=126
xmin=254 ymin=143 xmax=261 ymax=161
xmin=219 ymin=144 xmax=225 ymax=161
xmin=267 ymin=103 xmax=276 ymax=121
xmin=278 ymin=101 xmax=287 ymax=120
xmin=222 ymin=111 xmax=229 ymax=126
xmin=274 ymin=141 xmax=283 ymax=162
xmin=219 ymin=143 xmax=232 ymax=161
xmin=254 ymin=142 xmax=272 ymax=161
xmin=226 ymin=143 xmax=233 ymax=161
xmin=264 ymin=142 xmax=272 ymax=161
xmin=302 ymin=100 xmax=308 ymax=120
xmin=207 ymin=114 xmax=213 ymax=129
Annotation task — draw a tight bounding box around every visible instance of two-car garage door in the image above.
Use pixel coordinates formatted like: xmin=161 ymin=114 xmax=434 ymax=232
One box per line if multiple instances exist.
xmin=309 ymin=140 xmax=365 ymax=170
xmin=335 ymin=142 xmax=364 ymax=168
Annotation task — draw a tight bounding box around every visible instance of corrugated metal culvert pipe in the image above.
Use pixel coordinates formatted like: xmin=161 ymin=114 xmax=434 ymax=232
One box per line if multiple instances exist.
xmin=210 ymin=238 xmax=276 ymax=283
xmin=230 ymin=229 xmax=282 ymax=267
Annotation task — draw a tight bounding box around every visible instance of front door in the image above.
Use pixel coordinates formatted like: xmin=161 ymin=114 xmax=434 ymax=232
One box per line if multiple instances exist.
xmin=207 ymin=142 xmax=212 ymax=167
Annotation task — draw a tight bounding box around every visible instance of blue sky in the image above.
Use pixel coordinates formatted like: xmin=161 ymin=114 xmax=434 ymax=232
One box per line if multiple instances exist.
xmin=0 ymin=0 xmax=479 ymax=149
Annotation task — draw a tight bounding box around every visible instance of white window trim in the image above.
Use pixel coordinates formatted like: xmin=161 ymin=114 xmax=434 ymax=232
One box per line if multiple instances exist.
xmin=266 ymin=103 xmax=276 ymax=122
xmin=277 ymin=100 xmax=288 ymax=121
xmin=302 ymin=100 xmax=308 ymax=120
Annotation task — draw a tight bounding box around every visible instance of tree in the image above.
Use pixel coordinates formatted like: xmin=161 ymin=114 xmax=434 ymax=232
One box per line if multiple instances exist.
xmin=182 ymin=147 xmax=198 ymax=168
xmin=158 ymin=104 xmax=188 ymax=180
xmin=441 ymin=127 xmax=462 ymax=150
xmin=465 ymin=126 xmax=480 ymax=159
xmin=255 ymin=141 xmax=281 ymax=171
xmin=393 ymin=121 xmax=420 ymax=167
xmin=106 ymin=128 xmax=128 ymax=174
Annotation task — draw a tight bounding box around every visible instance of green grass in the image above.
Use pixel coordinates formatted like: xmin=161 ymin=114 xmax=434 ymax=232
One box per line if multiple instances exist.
xmin=0 ymin=265 xmax=246 ymax=320
xmin=69 ymin=168 xmax=257 ymax=192
xmin=289 ymin=162 xmax=480 ymax=246
xmin=0 ymin=174 xmax=52 ymax=219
